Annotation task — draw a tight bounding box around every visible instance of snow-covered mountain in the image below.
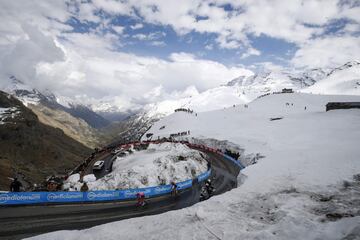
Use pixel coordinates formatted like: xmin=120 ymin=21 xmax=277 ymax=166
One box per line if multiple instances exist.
xmin=106 ymin=61 xmax=359 ymax=144
xmin=2 ymin=61 xmax=359 ymax=145
xmin=1 ymin=77 xmax=110 ymax=129
xmin=302 ymin=61 xmax=360 ymax=95
xmin=135 ymin=61 xmax=359 ymax=122
xmin=4 ymin=76 xmax=58 ymax=106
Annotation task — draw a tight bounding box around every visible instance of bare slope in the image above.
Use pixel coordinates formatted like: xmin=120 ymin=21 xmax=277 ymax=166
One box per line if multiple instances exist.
xmin=0 ymin=91 xmax=91 ymax=190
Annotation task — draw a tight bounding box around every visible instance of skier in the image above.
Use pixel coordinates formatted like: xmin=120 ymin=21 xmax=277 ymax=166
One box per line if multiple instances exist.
xmin=10 ymin=177 xmax=22 ymax=192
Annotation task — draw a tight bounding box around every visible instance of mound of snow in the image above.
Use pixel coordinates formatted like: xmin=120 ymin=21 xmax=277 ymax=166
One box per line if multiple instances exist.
xmin=65 ymin=143 xmax=207 ymax=191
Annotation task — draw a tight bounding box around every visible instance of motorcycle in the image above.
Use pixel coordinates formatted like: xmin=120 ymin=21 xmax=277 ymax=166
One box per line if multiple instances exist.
xmin=199 ymin=180 xmax=215 ymax=201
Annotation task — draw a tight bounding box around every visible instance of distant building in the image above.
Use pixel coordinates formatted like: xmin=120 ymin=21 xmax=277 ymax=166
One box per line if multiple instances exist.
xmin=282 ymin=88 xmax=293 ymax=93
xmin=326 ymin=102 xmax=360 ymax=111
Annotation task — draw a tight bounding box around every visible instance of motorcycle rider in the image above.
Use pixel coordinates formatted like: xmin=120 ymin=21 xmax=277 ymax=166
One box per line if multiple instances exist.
xmin=205 ymin=179 xmax=214 ymax=193
xmin=200 ymin=179 xmax=215 ymax=201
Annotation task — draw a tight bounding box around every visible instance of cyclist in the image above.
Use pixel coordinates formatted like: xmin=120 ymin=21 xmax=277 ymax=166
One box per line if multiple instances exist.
xmin=171 ymin=181 xmax=178 ymax=197
xmin=136 ymin=192 xmax=146 ymax=206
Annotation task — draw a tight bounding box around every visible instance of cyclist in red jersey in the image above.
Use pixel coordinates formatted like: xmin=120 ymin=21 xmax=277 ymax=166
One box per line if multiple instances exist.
xmin=136 ymin=192 xmax=146 ymax=206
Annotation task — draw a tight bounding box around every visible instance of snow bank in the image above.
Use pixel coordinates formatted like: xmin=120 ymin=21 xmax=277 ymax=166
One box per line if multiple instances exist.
xmin=30 ymin=93 xmax=360 ymax=240
xmin=64 ymin=143 xmax=207 ymax=191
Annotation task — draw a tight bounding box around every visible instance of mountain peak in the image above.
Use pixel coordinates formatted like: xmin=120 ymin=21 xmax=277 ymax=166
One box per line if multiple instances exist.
xmin=327 ymin=60 xmax=360 ymax=76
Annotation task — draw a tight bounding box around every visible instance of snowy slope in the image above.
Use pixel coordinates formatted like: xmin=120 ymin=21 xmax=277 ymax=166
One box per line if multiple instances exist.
xmin=30 ymin=92 xmax=360 ymax=240
xmin=137 ymin=73 xmax=303 ymax=119
xmin=134 ymin=62 xmax=359 ymax=136
xmin=303 ymin=61 xmax=360 ymax=95
xmin=134 ymin=67 xmax=328 ymax=119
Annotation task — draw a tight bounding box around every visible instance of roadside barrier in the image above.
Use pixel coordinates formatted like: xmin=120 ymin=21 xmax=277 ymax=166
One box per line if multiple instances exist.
xmin=222 ymin=154 xmax=245 ymax=169
xmin=2 ymin=139 xmax=242 ymax=206
xmin=0 ymin=169 xmax=211 ymax=206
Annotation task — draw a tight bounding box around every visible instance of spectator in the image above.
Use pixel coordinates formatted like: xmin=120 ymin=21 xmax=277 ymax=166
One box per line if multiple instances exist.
xmin=80 ymin=182 xmax=89 ymax=192
xmin=10 ymin=177 xmax=22 ymax=192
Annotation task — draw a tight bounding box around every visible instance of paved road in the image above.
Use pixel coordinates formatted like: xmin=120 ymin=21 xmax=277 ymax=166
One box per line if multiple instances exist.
xmin=0 ymin=149 xmax=240 ymax=240
xmin=83 ymin=152 xmax=116 ymax=180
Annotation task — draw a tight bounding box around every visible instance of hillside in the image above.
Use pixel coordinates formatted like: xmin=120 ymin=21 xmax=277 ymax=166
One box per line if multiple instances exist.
xmin=29 ymin=104 xmax=102 ymax=148
xmin=37 ymin=92 xmax=360 ymax=239
xmin=0 ymin=91 xmax=92 ymax=190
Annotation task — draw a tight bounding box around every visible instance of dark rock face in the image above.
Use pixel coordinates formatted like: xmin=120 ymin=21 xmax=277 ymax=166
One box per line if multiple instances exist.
xmin=0 ymin=91 xmax=91 ymax=190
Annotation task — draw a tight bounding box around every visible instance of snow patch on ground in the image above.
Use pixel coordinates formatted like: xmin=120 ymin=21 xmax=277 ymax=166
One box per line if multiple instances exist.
xmin=64 ymin=143 xmax=208 ymax=191
xmin=0 ymin=107 xmax=19 ymax=124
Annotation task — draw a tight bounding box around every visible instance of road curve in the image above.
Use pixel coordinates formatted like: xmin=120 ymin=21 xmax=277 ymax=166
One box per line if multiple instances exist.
xmin=0 ymin=149 xmax=240 ymax=240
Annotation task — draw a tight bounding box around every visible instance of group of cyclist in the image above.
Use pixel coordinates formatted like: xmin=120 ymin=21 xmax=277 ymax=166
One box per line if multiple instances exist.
xmin=136 ymin=181 xmax=179 ymax=207
xmin=136 ymin=179 xmax=214 ymax=206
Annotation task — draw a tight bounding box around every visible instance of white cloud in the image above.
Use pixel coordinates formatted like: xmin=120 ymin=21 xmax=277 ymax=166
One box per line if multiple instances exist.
xmin=91 ymin=0 xmax=133 ymax=16
xmin=150 ymin=41 xmax=166 ymax=47
xmin=205 ymin=44 xmax=213 ymax=50
xmin=0 ymin=0 xmax=71 ymax=45
xmin=132 ymin=31 xmax=166 ymax=41
xmin=112 ymin=25 xmax=125 ymax=34
xmin=291 ymin=35 xmax=360 ymax=69
xmin=0 ymin=23 xmax=65 ymax=89
xmin=30 ymin=34 xmax=252 ymax=110
xmin=130 ymin=23 xmax=144 ymax=30
xmin=240 ymin=47 xmax=261 ymax=59
xmin=126 ymin=0 xmax=347 ymax=48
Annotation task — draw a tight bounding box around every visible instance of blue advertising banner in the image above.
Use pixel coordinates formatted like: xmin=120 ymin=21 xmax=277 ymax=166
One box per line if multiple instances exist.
xmin=151 ymin=185 xmax=172 ymax=196
xmin=223 ymin=154 xmax=245 ymax=169
xmin=176 ymin=179 xmax=192 ymax=190
xmin=0 ymin=169 xmax=211 ymax=206
xmin=86 ymin=191 xmax=121 ymax=202
xmin=47 ymin=192 xmax=84 ymax=203
xmin=198 ymin=170 xmax=211 ymax=182
xmin=0 ymin=192 xmax=44 ymax=205
xmin=122 ymin=187 xmax=153 ymax=199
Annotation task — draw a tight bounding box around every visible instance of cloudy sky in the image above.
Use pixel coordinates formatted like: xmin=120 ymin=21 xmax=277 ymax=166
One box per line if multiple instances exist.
xmin=0 ymin=0 xmax=359 ymax=111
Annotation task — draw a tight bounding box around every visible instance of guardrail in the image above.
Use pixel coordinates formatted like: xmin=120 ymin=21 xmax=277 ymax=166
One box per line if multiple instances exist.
xmin=0 ymin=169 xmax=211 ymax=206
